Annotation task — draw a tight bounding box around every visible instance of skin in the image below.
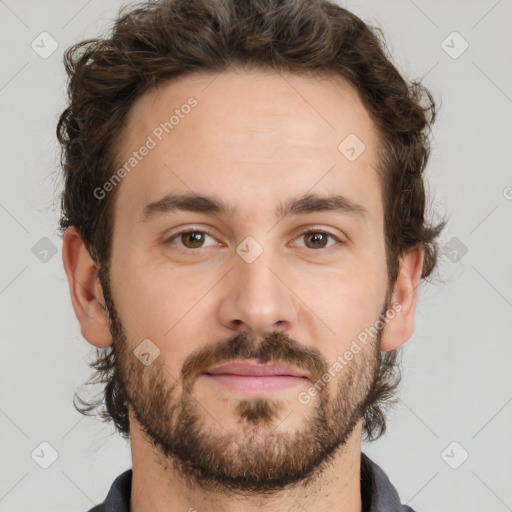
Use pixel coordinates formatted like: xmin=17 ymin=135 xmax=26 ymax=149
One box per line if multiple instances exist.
xmin=62 ymin=68 xmax=423 ymax=512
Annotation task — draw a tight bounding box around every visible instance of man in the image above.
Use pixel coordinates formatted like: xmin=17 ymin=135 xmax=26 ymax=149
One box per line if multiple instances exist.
xmin=58 ymin=0 xmax=444 ymax=510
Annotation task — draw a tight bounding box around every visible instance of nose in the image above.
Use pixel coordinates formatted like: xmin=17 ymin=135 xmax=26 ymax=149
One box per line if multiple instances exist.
xmin=217 ymin=245 xmax=299 ymax=339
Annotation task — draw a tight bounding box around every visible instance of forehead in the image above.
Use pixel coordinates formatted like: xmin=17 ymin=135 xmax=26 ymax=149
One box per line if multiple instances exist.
xmin=114 ymin=68 xmax=383 ymax=225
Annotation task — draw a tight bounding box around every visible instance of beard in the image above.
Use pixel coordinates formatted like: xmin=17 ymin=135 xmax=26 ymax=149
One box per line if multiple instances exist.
xmin=101 ymin=275 xmax=390 ymax=496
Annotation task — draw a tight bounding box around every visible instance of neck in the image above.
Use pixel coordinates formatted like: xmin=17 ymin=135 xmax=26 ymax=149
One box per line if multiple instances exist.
xmin=129 ymin=421 xmax=364 ymax=512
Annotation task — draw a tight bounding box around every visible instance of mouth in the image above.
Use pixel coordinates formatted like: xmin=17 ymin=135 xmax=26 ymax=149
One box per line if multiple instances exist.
xmin=202 ymin=361 xmax=310 ymax=393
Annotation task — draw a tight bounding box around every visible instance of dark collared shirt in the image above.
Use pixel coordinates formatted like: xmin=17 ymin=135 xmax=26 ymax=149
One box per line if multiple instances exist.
xmin=87 ymin=453 xmax=416 ymax=512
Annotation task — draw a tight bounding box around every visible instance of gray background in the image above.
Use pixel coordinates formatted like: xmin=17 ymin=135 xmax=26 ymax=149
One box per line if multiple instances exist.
xmin=1 ymin=0 xmax=511 ymax=510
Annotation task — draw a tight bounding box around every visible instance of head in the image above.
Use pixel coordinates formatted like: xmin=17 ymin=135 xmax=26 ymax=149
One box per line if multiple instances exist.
xmin=59 ymin=0 xmax=445 ymax=493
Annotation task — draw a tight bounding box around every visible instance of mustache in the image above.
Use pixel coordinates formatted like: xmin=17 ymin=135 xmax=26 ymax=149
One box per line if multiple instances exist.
xmin=180 ymin=331 xmax=329 ymax=392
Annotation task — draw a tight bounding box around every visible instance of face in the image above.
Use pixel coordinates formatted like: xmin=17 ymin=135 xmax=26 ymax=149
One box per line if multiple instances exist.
xmin=101 ymin=68 xmax=392 ymax=493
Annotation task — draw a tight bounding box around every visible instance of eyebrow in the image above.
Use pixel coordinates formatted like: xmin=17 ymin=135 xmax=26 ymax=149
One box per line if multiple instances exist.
xmin=140 ymin=192 xmax=369 ymax=222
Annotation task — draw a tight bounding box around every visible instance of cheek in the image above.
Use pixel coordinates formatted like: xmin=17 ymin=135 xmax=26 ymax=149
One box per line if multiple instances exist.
xmin=109 ymin=256 xmax=221 ymax=377
xmin=297 ymin=259 xmax=387 ymax=361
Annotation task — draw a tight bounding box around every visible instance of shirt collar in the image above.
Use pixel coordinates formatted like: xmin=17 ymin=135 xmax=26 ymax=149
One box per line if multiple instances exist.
xmin=360 ymin=452 xmax=413 ymax=511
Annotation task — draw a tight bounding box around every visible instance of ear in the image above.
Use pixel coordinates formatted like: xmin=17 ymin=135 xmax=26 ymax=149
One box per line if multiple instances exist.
xmin=380 ymin=246 xmax=424 ymax=352
xmin=62 ymin=226 xmax=112 ymax=348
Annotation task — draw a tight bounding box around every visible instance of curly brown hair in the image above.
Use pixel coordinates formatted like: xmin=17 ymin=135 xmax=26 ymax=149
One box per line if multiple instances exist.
xmin=58 ymin=0 xmax=445 ymax=441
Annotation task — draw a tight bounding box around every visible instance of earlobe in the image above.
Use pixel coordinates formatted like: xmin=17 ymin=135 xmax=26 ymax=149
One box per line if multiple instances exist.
xmin=62 ymin=226 xmax=113 ymax=348
xmin=380 ymin=246 xmax=424 ymax=352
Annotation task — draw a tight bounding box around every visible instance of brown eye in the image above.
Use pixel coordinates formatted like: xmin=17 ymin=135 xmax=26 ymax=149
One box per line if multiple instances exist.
xmin=180 ymin=231 xmax=206 ymax=248
xmin=296 ymin=231 xmax=340 ymax=250
xmin=167 ymin=230 xmax=217 ymax=250
xmin=304 ymin=232 xmax=328 ymax=249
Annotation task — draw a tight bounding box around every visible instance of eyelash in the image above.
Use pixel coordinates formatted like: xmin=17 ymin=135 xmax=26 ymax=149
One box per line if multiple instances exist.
xmin=165 ymin=228 xmax=343 ymax=251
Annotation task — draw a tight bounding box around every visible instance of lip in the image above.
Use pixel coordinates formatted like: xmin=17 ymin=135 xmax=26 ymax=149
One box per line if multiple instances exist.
xmin=204 ymin=374 xmax=307 ymax=393
xmin=203 ymin=361 xmax=309 ymax=379
xmin=202 ymin=361 xmax=310 ymax=394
